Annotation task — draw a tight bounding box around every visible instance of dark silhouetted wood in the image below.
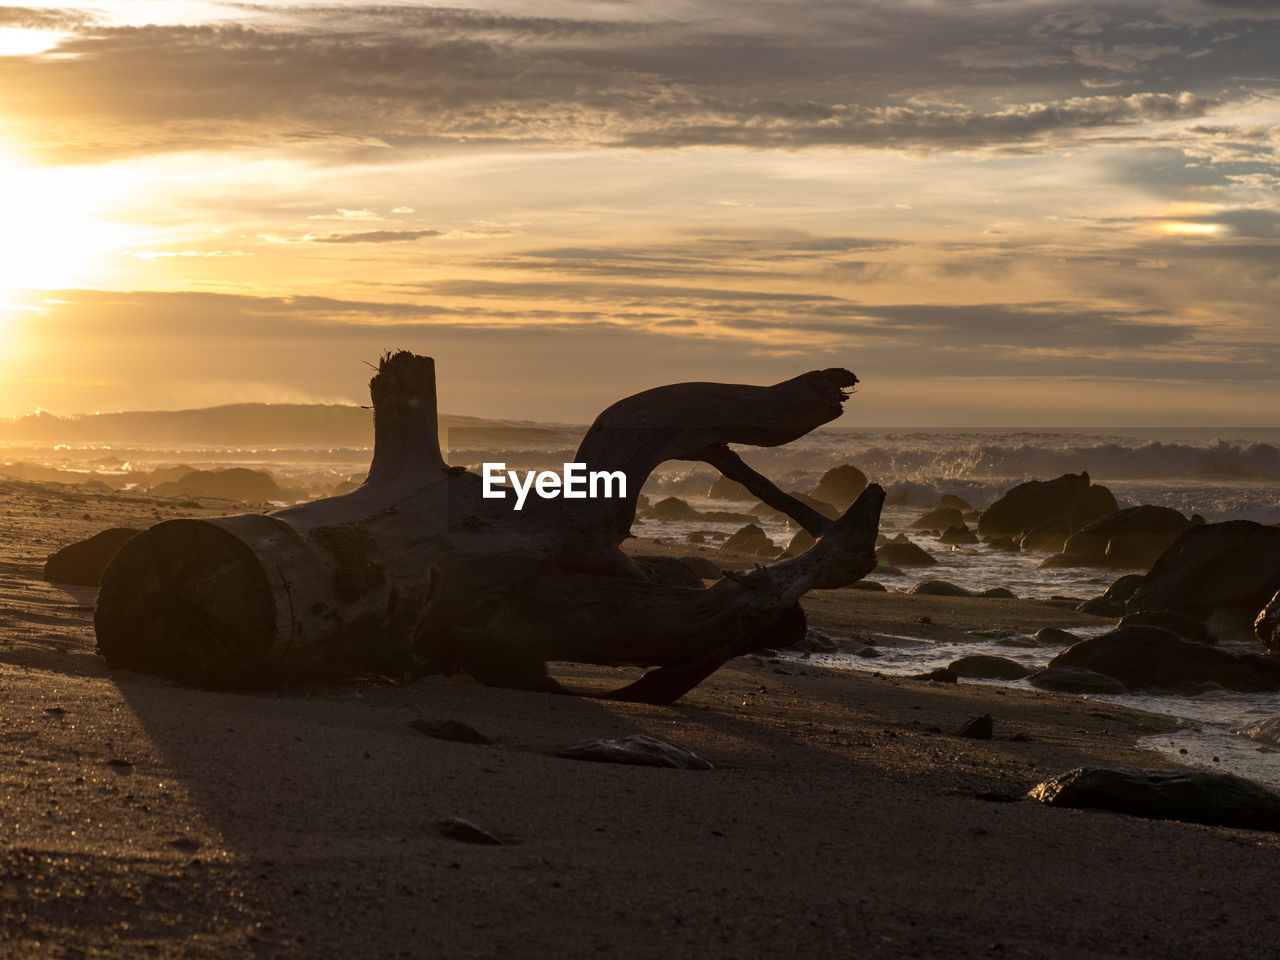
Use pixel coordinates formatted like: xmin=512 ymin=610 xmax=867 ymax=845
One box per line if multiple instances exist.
xmin=95 ymin=352 xmax=882 ymax=698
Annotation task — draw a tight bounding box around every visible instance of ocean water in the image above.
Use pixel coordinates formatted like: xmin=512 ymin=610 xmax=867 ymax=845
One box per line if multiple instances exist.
xmin=637 ymin=426 xmax=1280 ymax=788
xmin=4 ymin=422 xmax=1280 ymax=786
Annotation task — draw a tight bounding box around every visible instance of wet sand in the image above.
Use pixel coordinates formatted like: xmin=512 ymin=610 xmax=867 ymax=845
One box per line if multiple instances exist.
xmin=2 ymin=477 xmax=1278 ymax=959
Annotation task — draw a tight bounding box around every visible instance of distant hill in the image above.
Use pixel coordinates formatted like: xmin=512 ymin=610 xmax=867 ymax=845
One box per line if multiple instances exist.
xmin=0 ymin=404 xmax=579 ymax=449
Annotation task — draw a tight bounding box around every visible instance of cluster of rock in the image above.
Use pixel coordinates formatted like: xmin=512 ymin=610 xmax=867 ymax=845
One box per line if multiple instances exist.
xmin=7 ymin=460 xmax=317 ymax=503
xmin=1026 ymin=519 xmax=1280 ymax=694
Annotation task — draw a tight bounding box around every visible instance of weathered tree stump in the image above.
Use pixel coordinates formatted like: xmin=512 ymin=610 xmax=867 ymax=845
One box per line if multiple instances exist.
xmin=95 ymin=352 xmax=882 ymax=701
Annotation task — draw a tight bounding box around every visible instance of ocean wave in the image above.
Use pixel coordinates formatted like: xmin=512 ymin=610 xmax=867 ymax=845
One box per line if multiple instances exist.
xmin=1237 ymin=717 xmax=1280 ymax=747
xmin=836 ymin=439 xmax=1280 ymax=482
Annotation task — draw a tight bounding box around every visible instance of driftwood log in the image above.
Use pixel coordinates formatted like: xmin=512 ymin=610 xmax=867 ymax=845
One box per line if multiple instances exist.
xmin=95 ymin=352 xmax=883 ymax=702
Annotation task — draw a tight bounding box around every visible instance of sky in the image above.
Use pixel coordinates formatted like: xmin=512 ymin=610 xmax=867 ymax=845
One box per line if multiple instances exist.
xmin=0 ymin=0 xmax=1276 ymax=426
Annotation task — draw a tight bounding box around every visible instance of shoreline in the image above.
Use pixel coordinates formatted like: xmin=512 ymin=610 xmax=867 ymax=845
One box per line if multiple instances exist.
xmin=2 ymin=479 xmax=1279 ymax=957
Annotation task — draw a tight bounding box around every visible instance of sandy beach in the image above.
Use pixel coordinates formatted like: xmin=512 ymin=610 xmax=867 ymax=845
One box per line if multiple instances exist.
xmin=3 ymin=477 xmax=1279 ymax=959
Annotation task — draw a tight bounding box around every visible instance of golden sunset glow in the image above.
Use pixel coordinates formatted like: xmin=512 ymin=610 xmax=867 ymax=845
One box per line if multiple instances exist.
xmin=0 ymin=28 xmax=61 ymax=56
xmin=0 ymin=1 xmax=1274 ymax=424
xmin=0 ymin=145 xmax=133 ymax=296
xmin=1159 ymin=222 xmax=1223 ymax=237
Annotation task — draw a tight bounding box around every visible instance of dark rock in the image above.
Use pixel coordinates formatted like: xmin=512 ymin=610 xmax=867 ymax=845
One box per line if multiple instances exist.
xmin=934 ymin=494 xmax=974 ymax=512
xmin=649 ymin=496 xmax=701 ymax=520
xmin=439 ymin=817 xmax=504 ymax=845
xmin=558 ymin=734 xmax=713 ymax=770
xmin=1039 ymin=553 xmax=1097 ymax=569
xmin=1258 ymin=590 xmax=1280 ymax=653
xmin=979 ymin=587 xmax=1017 ymax=599
xmin=939 ymin=524 xmax=978 ymax=545
xmin=848 ymin=581 xmax=887 ymax=592
xmin=911 ymin=667 xmax=958 ymax=683
xmin=1034 ymin=627 xmax=1080 ymax=647
xmin=1029 ymin=666 xmax=1129 ymax=695
xmin=853 ymin=645 xmax=882 ymax=658
xmin=1020 ymin=519 xmax=1070 ymax=553
xmin=44 ymin=528 xmax=143 ymax=586
xmin=908 ymin=580 xmax=972 ymax=597
xmin=633 ymin=555 xmax=707 ymax=588
xmin=1126 ymin=521 xmax=1280 ymax=626
xmin=1106 ymin=574 xmax=1146 ymax=604
xmin=780 ymin=528 xmax=816 ymax=559
xmin=721 ymin=523 xmax=777 ymax=556
xmin=1058 ymin=505 xmax=1191 ymax=568
xmin=913 ymin=507 xmax=965 ymax=530
xmin=957 ymin=714 xmax=994 ymax=739
xmin=978 ymin=472 xmax=1117 ymax=539
xmin=1075 ymin=575 xmax=1144 ymax=617
xmin=812 ymin=464 xmax=868 ymax=511
xmin=409 ymin=719 xmax=492 ymax=745
xmin=1027 ymin=767 xmax=1280 ymax=832
xmin=995 ymin=636 xmax=1045 ymax=649
xmin=984 ymin=537 xmax=1020 ymax=553
xmin=875 ymin=540 xmax=937 ymax=567
xmin=1119 ymin=610 xmax=1214 ymax=645
xmin=687 ymin=531 xmax=706 ymax=544
xmin=1047 ymin=626 xmax=1280 ymax=693
xmin=707 ymin=475 xmax=752 ymax=500
xmin=178 ymin=467 xmax=283 ymax=502
xmin=1066 ymin=484 xmax=1122 ymax=533
xmin=789 ymin=630 xmax=840 ymax=654
xmin=948 ymin=655 xmax=1034 ymax=681
xmin=1076 ymin=596 xmax=1124 ymax=617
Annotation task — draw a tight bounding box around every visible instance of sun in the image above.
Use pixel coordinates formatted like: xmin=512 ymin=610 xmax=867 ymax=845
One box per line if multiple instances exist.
xmin=0 ymin=143 xmax=133 ymax=304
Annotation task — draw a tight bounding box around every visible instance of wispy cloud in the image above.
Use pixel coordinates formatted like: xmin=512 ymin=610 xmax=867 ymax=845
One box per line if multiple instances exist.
xmin=2 ymin=2 xmax=1273 ymax=161
xmin=310 ymin=229 xmax=444 ymax=244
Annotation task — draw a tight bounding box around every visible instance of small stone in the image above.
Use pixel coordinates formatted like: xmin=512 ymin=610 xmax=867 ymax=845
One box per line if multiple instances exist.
xmin=558 ymin=734 xmax=712 ymax=770
xmin=910 ymin=667 xmax=958 ymax=684
xmin=439 ymin=817 xmax=503 ymax=845
xmin=957 ymin=714 xmax=994 ymax=739
xmin=409 ymin=718 xmax=493 ymax=745
xmin=168 ymin=836 xmax=201 ymax=851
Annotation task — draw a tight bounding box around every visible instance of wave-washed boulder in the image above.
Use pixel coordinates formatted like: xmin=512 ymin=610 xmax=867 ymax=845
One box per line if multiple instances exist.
xmin=1047 ymin=625 xmax=1280 ymax=693
xmin=1051 ymin=505 xmax=1191 ymax=569
xmin=1259 ymin=591 xmax=1280 ymax=653
xmin=977 ymin=471 xmax=1117 ymax=542
xmin=1028 ymin=767 xmax=1280 ymax=831
xmin=1126 ymin=521 xmax=1280 ymax=643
